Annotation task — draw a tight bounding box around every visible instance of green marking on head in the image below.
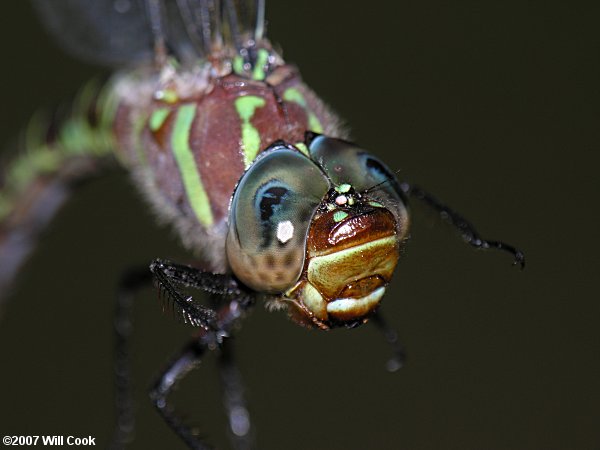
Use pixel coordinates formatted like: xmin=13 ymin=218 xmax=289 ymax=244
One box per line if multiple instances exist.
xmin=149 ymin=107 xmax=170 ymax=131
xmin=333 ymin=210 xmax=349 ymax=223
xmin=172 ymin=104 xmax=214 ymax=227
xmin=282 ymin=88 xmax=323 ymax=133
xmin=368 ymin=201 xmax=384 ymax=208
xmin=335 ymin=183 xmax=352 ymax=193
xmin=234 ymin=95 xmax=266 ymax=168
xmin=294 ymin=142 xmax=310 ymax=156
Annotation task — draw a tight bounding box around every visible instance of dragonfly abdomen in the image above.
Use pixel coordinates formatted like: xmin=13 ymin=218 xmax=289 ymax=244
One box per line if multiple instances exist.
xmin=114 ymin=64 xmax=344 ymax=271
xmin=0 ymin=79 xmax=120 ymax=302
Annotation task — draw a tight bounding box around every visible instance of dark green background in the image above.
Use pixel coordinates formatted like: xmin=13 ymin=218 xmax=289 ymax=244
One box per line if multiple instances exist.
xmin=0 ymin=1 xmax=598 ymax=449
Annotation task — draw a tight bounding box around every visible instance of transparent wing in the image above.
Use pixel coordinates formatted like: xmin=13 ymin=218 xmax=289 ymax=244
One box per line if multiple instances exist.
xmin=221 ymin=0 xmax=265 ymax=51
xmin=32 ymin=0 xmax=266 ymax=67
xmin=32 ymin=0 xmax=155 ymax=66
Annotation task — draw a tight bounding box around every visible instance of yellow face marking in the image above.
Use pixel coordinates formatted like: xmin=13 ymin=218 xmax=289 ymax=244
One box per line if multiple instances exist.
xmin=307 ymin=236 xmax=399 ymax=299
xmin=298 ymin=282 xmax=328 ymax=320
xmin=326 ymin=286 xmax=386 ymax=321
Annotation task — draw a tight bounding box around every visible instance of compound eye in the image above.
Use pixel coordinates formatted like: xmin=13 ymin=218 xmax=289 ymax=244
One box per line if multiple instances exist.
xmin=308 ymin=135 xmax=403 ymax=201
xmin=226 ymin=146 xmax=330 ymax=293
xmin=308 ymin=135 xmax=409 ymax=239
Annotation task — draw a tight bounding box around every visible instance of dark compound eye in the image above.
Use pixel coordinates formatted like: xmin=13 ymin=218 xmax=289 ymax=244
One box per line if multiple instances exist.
xmin=226 ymin=147 xmax=330 ymax=293
xmin=307 ymin=135 xmax=409 ymax=235
xmin=257 ymin=184 xmax=289 ymax=223
xmin=308 ymin=135 xmax=401 ymax=197
xmin=255 ymin=182 xmax=290 ymax=247
xmin=365 ymin=156 xmax=393 ymax=180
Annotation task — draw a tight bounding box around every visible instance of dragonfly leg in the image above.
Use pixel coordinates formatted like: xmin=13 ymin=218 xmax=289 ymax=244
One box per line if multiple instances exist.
xmin=150 ymin=258 xmax=252 ymax=332
xmin=111 ymin=262 xmax=253 ymax=448
xmin=150 ymin=336 xmax=218 ymax=450
xmin=111 ymin=266 xmax=153 ymax=450
xmin=217 ymin=338 xmax=254 ymax=450
xmin=399 ymin=182 xmax=526 ymax=269
xmin=370 ymin=310 xmax=406 ymax=372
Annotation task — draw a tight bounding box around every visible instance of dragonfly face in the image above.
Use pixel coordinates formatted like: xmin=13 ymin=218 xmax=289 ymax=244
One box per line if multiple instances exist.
xmin=226 ymin=135 xmax=409 ymax=329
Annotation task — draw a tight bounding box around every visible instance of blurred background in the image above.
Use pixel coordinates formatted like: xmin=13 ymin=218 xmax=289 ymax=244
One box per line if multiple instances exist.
xmin=0 ymin=1 xmax=598 ymax=449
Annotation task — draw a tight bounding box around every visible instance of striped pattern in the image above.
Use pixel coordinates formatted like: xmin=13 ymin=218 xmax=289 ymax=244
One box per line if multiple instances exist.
xmin=171 ymin=104 xmax=214 ymax=227
xmin=235 ymin=95 xmax=266 ymax=168
xmin=0 ymin=79 xmax=118 ymax=222
xmin=282 ymin=87 xmax=324 ymax=133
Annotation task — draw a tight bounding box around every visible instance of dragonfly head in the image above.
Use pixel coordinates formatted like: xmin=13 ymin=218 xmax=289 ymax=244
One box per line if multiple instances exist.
xmin=226 ymin=135 xmax=409 ymax=329
xmin=283 ymin=187 xmax=403 ymax=329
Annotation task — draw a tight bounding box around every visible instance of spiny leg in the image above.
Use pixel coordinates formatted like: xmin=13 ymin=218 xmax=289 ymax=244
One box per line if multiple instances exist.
xmin=399 ymin=182 xmax=525 ymax=268
xmin=149 ymin=260 xmax=255 ymax=448
xmin=151 ymin=330 xmax=254 ymax=450
xmin=111 ymin=266 xmax=154 ymax=450
xmin=217 ymin=338 xmax=254 ymax=450
xmin=370 ymin=310 xmax=406 ymax=373
xmin=150 ymin=338 xmax=212 ymax=450
xmin=112 ymin=260 xmax=253 ymax=448
xmin=149 ymin=258 xmax=252 ymax=332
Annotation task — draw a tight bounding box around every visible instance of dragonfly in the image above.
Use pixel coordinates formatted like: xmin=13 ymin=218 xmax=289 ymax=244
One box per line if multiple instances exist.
xmin=0 ymin=0 xmax=525 ymax=448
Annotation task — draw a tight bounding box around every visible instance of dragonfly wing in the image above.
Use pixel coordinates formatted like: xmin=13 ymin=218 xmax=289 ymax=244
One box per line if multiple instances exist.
xmin=221 ymin=0 xmax=265 ymax=51
xmin=32 ymin=0 xmax=267 ymax=67
xmin=165 ymin=0 xmax=267 ymax=57
xmin=32 ymin=0 xmax=156 ymax=67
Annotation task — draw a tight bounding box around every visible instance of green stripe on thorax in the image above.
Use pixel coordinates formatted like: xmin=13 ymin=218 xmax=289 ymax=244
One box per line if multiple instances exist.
xmin=283 ymin=87 xmax=324 ymax=133
xmin=150 ymin=107 xmax=170 ymax=131
xmin=234 ymin=96 xmax=266 ymax=168
xmin=171 ymin=104 xmax=214 ymax=227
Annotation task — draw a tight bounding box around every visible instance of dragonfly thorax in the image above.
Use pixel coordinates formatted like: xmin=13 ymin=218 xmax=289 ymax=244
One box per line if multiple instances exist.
xmin=112 ymin=60 xmax=343 ymax=273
